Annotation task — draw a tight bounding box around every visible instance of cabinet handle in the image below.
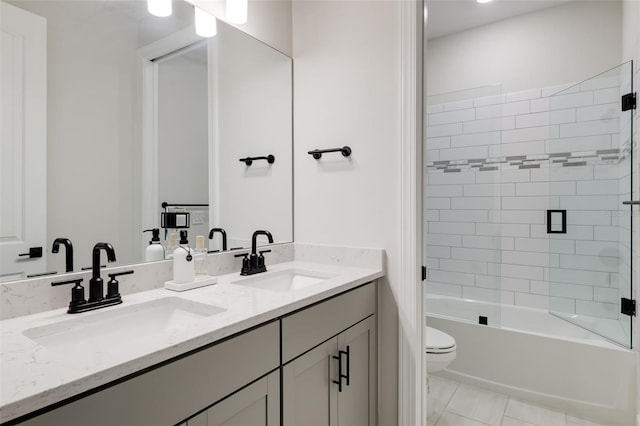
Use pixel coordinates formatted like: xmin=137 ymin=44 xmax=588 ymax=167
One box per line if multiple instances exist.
xmin=344 ymin=345 xmax=350 ymax=387
xmin=332 ymin=346 xmax=350 ymax=392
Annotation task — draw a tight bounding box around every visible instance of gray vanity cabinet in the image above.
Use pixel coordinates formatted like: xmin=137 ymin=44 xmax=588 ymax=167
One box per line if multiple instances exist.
xmin=281 ymin=283 xmax=377 ymax=426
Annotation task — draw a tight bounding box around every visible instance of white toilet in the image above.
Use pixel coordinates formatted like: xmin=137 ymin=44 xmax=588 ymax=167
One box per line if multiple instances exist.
xmin=425 ymin=326 xmax=456 ymax=373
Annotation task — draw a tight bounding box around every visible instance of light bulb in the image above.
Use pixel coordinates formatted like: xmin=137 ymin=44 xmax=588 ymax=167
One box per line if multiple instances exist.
xmin=226 ymin=0 xmax=247 ymax=24
xmin=195 ymin=7 xmax=217 ymax=38
xmin=147 ymin=0 xmax=172 ymax=17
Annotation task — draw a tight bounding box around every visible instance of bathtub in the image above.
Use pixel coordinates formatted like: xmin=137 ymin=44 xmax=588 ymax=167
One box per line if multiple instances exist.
xmin=426 ymin=295 xmax=635 ymax=425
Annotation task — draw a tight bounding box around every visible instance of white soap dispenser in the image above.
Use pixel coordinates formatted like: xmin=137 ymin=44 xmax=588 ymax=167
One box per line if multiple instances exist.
xmin=143 ymin=228 xmax=165 ymax=262
xmin=173 ymin=230 xmax=194 ymax=284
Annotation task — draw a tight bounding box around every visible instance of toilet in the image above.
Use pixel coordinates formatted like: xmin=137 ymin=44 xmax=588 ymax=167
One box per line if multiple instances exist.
xmin=425 ymin=326 xmax=456 ymax=373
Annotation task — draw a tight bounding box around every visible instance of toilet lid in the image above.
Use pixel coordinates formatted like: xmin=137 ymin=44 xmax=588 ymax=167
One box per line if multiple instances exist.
xmin=426 ymin=326 xmax=456 ymax=353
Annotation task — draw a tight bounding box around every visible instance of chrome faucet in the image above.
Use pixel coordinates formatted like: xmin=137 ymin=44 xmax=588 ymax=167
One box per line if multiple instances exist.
xmin=52 ymin=238 xmax=74 ymax=272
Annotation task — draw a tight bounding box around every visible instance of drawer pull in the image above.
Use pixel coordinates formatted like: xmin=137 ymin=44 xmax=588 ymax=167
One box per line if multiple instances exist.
xmin=332 ymin=346 xmax=350 ymax=392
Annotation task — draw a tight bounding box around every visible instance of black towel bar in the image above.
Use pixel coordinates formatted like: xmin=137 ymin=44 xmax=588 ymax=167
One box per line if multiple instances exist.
xmin=308 ymin=146 xmax=352 ymax=159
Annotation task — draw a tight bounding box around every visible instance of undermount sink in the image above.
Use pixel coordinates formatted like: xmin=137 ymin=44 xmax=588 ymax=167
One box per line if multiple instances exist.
xmin=231 ymin=268 xmax=336 ymax=292
xmin=23 ymin=297 xmax=226 ymax=356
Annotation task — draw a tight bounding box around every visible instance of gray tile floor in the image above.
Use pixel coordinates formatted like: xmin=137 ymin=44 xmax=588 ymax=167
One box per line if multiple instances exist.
xmin=427 ymin=375 xmax=609 ymax=426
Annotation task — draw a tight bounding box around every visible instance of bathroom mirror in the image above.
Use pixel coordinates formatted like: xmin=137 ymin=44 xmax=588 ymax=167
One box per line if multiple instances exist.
xmin=0 ymin=0 xmax=293 ymax=281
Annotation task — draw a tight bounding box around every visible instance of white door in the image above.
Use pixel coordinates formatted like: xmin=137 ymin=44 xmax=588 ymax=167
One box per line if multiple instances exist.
xmin=0 ymin=1 xmax=47 ymax=281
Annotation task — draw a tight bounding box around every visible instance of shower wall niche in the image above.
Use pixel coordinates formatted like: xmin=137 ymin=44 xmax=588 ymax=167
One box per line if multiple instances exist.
xmin=425 ymin=62 xmax=634 ymax=347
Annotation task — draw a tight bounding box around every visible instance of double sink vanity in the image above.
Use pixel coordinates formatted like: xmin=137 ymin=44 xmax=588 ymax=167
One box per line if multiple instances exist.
xmin=0 ymin=243 xmax=383 ymax=425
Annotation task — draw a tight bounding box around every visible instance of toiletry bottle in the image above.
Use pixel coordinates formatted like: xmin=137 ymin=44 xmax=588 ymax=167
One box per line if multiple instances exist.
xmin=194 ymin=235 xmax=208 ymax=278
xmin=143 ymin=228 xmax=165 ymax=262
xmin=173 ymin=230 xmax=194 ymax=284
xmin=165 ymin=231 xmax=178 ymax=259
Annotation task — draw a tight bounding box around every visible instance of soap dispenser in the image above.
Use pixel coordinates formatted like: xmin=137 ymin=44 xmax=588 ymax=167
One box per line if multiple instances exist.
xmin=173 ymin=230 xmax=194 ymax=284
xmin=143 ymin=228 xmax=165 ymax=262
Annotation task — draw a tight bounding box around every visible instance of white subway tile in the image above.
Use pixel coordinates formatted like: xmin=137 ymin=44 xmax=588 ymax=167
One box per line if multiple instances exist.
xmin=451 ymin=131 xmax=501 ymax=148
xmin=515 ymin=182 xmax=576 ymax=196
xmin=476 ymin=104 xmax=502 ymax=119
xmin=575 ymin=300 xmax=618 ymax=319
xmin=426 ymin=149 xmax=440 ymax=161
xmin=502 ymin=291 xmax=515 ymax=305
xmin=576 ymin=180 xmax=619 ymax=195
xmin=429 ymin=108 xmax=475 ymax=126
xmin=560 ymin=195 xmax=619 ymax=210
xmin=428 ymin=221 xmax=476 ymax=235
xmin=530 ymin=280 xmax=549 ymax=295
xmin=559 ymin=118 xmax=620 ymax=138
xmin=426 ymin=245 xmax=451 ymax=259
xmin=502 ymin=126 xmax=550 ymax=144
xmin=462 ymin=235 xmax=514 ymax=250
xmin=547 ymin=134 xmax=612 ymax=153
xmin=593 ymin=87 xmax=619 ymax=104
xmin=426 ymin=234 xmax=462 ymax=247
xmin=530 ymin=224 xmax=593 ymax=240
xmin=498 ymin=210 xmax=545 ymax=224
xmin=428 ymin=269 xmax=475 ymax=286
xmin=549 ymin=282 xmax=593 ymax=300
xmin=440 ymin=146 xmax=488 ymax=161
xmin=502 ymin=100 xmax=531 ymax=116
xmin=428 ymin=184 xmax=463 ymax=197
xmin=444 ymin=99 xmax=474 ymax=111
xmin=515 ymin=293 xmax=549 ymax=309
xmin=439 ymin=209 xmax=488 ymax=222
xmin=452 ymin=247 xmax=501 ymax=263
xmin=548 ymin=267 xmax=609 ymax=286
xmin=549 ymin=296 xmax=575 ymax=313
xmin=427 ymin=171 xmax=476 ymax=185
xmin=474 ymin=94 xmax=503 ymax=107
xmin=427 ymin=136 xmax=451 ymax=149
xmin=502 ymin=116 xmax=516 ymax=130
xmin=426 ymin=209 xmax=439 ymax=222
xmin=559 ymin=254 xmax=619 ymax=272
xmin=502 ymin=196 xmax=558 ymax=210
xmin=515 ymin=111 xmax=549 ymax=128
xmin=502 ymin=250 xmax=551 ymax=267
xmin=451 ymin=197 xmax=501 ymax=210
xmin=425 ymin=197 xmax=451 ymax=209
xmin=427 ymin=104 xmax=444 ymax=114
xmin=476 ymin=223 xmax=530 ymax=237
xmin=477 ymin=275 xmax=529 ymax=293
xmin=477 ymin=169 xmax=531 ymax=183
xmin=501 ymin=263 xmax=544 ymax=280
xmin=427 ymin=122 xmax=463 ymax=137
xmin=499 ymin=140 xmax=546 ymax=157
xmin=463 ymin=118 xmax=502 ymax=134
xmin=440 ymin=259 xmax=488 ymax=275
xmin=505 ymin=88 xmax=541 ymax=103
xmin=530 ymin=166 xmax=593 ymax=182
xmin=579 ymin=76 xmax=620 ymax=91
xmin=576 ymin=103 xmax=619 ymax=122
xmin=594 ymin=287 xmax=618 ymax=303
xmin=593 ymin=226 xmax=620 ymax=241
xmin=568 ymin=211 xmax=612 ymax=226
xmin=575 ymin=240 xmax=620 ymax=256
xmin=427 ymin=281 xmax=462 ymax=297
xmin=463 ymin=183 xmax=513 ymax=197
xmin=462 ymin=286 xmax=502 ymax=303
xmin=543 ymin=91 xmax=593 ymax=111
xmin=541 ymin=83 xmax=578 ymax=97
xmin=426 ymin=256 xmax=439 ymax=269
xmin=515 ymin=237 xmax=574 ymax=254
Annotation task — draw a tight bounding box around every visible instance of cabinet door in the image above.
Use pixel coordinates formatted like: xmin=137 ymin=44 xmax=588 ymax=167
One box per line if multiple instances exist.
xmin=282 ymin=338 xmax=338 ymax=426
xmin=184 ymin=370 xmax=280 ymax=426
xmin=337 ymin=316 xmax=377 ymax=426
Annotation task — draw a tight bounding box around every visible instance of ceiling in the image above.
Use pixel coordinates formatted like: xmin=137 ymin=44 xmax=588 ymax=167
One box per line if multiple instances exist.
xmin=426 ymin=0 xmax=574 ymax=40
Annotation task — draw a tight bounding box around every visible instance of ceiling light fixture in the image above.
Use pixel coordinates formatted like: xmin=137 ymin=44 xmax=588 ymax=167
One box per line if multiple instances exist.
xmin=147 ymin=0 xmax=172 ymax=17
xmin=476 ymin=0 xmax=493 ymax=3
xmin=195 ymin=6 xmax=217 ymax=37
xmin=226 ymin=0 xmax=248 ymax=24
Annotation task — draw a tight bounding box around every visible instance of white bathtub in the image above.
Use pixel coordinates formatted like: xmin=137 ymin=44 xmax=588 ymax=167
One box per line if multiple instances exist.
xmin=426 ymin=295 xmax=635 ymax=425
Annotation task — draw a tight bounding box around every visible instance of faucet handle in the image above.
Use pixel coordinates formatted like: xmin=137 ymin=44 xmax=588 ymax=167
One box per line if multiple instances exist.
xmin=258 ymin=249 xmax=271 ymax=255
xmin=234 ymin=252 xmax=251 ymax=275
xmin=51 ymin=278 xmax=86 ymax=309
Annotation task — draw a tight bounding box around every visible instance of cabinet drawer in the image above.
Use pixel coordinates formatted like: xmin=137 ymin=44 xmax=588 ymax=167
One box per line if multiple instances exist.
xmin=20 ymin=321 xmax=280 ymax=426
xmin=281 ymin=282 xmax=375 ymax=363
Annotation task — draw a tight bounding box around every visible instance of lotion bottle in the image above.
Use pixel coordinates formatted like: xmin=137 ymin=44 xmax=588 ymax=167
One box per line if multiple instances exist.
xmin=143 ymin=228 xmax=165 ymax=262
xmin=173 ymin=230 xmax=194 ymax=284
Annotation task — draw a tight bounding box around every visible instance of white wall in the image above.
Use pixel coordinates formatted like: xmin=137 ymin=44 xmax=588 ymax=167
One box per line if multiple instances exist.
xmin=427 ymin=1 xmax=622 ymax=95
xmin=292 ymin=1 xmax=401 ymax=423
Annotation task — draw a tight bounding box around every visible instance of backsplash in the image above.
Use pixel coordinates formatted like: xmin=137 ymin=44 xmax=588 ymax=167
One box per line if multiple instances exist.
xmin=425 ymin=78 xmax=632 ymax=321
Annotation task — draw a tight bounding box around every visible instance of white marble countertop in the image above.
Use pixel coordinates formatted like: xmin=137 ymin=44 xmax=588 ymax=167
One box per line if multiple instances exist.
xmin=0 ymin=260 xmax=383 ymax=423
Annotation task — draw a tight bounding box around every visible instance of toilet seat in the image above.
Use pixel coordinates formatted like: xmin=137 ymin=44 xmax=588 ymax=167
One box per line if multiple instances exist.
xmin=425 ymin=326 xmax=456 ymax=354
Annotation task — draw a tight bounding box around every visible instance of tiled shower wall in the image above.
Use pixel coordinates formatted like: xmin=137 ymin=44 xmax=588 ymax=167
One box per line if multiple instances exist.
xmin=425 ymin=77 xmax=632 ymax=320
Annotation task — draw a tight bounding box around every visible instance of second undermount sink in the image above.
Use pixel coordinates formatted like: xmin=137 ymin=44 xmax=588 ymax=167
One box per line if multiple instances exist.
xmin=23 ymin=297 xmax=226 ymax=356
xmin=231 ymin=268 xmax=337 ymax=292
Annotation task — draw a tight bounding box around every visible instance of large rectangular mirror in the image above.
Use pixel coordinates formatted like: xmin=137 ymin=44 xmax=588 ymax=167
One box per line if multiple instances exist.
xmin=0 ymin=0 xmax=293 ymax=281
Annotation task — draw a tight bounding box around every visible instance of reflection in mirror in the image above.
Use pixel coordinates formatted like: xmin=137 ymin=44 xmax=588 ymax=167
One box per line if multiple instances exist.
xmin=0 ymin=0 xmax=293 ymax=282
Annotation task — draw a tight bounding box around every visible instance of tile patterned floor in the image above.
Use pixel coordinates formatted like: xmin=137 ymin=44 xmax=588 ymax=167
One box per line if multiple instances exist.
xmin=427 ymin=375 xmax=610 ymax=426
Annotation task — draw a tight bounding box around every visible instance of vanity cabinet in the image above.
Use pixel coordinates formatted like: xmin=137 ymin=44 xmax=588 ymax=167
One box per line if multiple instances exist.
xmin=281 ymin=283 xmax=377 ymax=426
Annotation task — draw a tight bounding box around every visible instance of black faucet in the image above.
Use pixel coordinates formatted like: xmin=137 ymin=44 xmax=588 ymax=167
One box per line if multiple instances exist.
xmin=208 ymin=228 xmax=228 ymax=251
xmin=89 ymin=243 xmax=117 ymax=303
xmin=52 ymin=238 xmax=74 ymax=272
xmin=235 ymin=230 xmax=273 ymax=276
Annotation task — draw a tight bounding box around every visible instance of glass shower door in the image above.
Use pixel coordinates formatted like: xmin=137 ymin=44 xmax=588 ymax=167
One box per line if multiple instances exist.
xmin=548 ymin=61 xmax=634 ymax=348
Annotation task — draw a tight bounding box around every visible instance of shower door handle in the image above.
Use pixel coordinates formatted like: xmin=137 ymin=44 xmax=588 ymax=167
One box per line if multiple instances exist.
xmin=622 ymin=200 xmax=640 ymax=205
